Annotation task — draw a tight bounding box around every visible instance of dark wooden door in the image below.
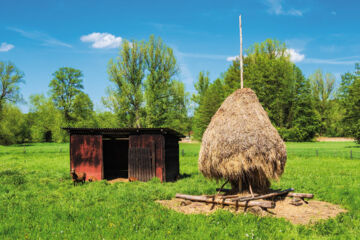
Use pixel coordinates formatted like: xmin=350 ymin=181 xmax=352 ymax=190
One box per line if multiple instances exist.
xmin=128 ymin=135 xmax=165 ymax=182
xmin=128 ymin=148 xmax=154 ymax=181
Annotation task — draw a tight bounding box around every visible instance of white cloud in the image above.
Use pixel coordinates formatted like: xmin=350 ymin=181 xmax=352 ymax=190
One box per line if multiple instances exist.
xmin=80 ymin=33 xmax=122 ymax=49
xmin=0 ymin=42 xmax=14 ymax=52
xmin=286 ymin=48 xmax=305 ymax=63
xmin=226 ymin=55 xmax=240 ymax=62
xmin=265 ymin=0 xmax=303 ymax=16
xmin=7 ymin=27 xmax=72 ymax=48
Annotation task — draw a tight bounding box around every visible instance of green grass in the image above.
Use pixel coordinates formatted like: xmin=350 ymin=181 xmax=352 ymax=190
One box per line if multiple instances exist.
xmin=0 ymin=142 xmax=360 ymax=239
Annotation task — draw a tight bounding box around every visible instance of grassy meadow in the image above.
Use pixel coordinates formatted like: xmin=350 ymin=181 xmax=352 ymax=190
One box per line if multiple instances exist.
xmin=1 ymin=141 xmax=360 ymax=239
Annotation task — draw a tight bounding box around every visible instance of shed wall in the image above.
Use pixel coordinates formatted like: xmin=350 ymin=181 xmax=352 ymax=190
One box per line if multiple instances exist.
xmin=70 ymin=134 xmax=103 ymax=180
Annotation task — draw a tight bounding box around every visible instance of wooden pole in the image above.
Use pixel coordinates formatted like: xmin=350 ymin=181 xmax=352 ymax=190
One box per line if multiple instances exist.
xmin=231 ymin=188 xmax=294 ymax=202
xmin=239 ymin=15 xmax=243 ymax=89
xmin=175 ymin=193 xmax=275 ymax=208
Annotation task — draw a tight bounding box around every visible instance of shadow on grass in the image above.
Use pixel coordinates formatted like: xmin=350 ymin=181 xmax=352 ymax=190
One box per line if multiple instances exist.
xmin=178 ymin=173 xmax=192 ymax=180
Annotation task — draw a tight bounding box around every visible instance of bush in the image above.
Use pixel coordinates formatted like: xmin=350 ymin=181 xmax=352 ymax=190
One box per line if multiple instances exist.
xmin=353 ymin=120 xmax=360 ymax=144
xmin=277 ymin=127 xmax=315 ymax=142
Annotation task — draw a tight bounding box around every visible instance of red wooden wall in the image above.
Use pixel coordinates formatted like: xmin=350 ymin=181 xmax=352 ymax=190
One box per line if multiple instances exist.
xmin=70 ymin=135 xmax=103 ymax=181
xmin=128 ymin=134 xmax=165 ymax=182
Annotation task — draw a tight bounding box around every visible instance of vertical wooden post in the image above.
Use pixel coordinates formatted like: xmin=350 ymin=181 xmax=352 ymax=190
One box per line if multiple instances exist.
xmin=350 ymin=150 xmax=353 ymax=159
xmin=239 ymin=15 xmax=243 ymax=89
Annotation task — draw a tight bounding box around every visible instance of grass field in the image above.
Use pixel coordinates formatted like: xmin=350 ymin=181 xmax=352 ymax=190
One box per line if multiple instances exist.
xmin=1 ymin=142 xmax=360 ymax=239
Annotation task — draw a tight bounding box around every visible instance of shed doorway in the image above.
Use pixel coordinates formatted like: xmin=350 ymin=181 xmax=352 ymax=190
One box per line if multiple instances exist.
xmin=102 ymin=139 xmax=129 ymax=180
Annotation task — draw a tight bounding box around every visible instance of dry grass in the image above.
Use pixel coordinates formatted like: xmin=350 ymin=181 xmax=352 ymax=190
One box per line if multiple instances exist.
xmin=199 ymin=88 xmax=287 ymax=192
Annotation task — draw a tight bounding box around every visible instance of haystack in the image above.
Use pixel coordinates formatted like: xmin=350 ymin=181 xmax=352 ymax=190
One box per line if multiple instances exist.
xmin=198 ymin=88 xmax=287 ymax=193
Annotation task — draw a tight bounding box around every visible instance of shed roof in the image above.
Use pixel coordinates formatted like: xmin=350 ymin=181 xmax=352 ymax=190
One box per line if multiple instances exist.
xmin=63 ymin=127 xmax=185 ymax=139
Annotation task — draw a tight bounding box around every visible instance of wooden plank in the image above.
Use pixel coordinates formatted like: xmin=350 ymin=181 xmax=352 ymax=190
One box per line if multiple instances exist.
xmin=175 ymin=194 xmax=275 ymax=209
xmin=231 ymin=188 xmax=294 ymax=202
xmin=151 ymin=142 xmax=156 ymax=178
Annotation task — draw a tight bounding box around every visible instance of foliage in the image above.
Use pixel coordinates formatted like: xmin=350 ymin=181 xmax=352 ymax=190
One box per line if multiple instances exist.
xmin=0 ymin=104 xmax=27 ymax=145
xmin=28 ymin=94 xmax=67 ymax=143
xmin=283 ymin=66 xmax=320 ymax=141
xmin=49 ymin=67 xmax=86 ymax=124
xmin=191 ymin=71 xmax=210 ymax=105
xmin=193 ymin=79 xmax=225 ymax=140
xmin=106 ymin=40 xmax=146 ymax=128
xmin=243 ymin=39 xmax=294 ymax=128
xmin=72 ymin=92 xmax=96 ymax=127
xmin=0 ymin=142 xmax=360 ymax=239
xmin=144 ymin=35 xmax=179 ymax=128
xmin=193 ymin=39 xmax=319 ymax=141
xmin=94 ymin=111 xmax=120 ymax=128
xmin=309 ymin=69 xmax=336 ymax=135
xmin=354 ymin=120 xmax=360 ymax=144
xmin=104 ymin=36 xmax=189 ymax=134
xmin=339 ymin=63 xmax=360 ymax=142
xmin=0 ymin=61 xmax=24 ymax=117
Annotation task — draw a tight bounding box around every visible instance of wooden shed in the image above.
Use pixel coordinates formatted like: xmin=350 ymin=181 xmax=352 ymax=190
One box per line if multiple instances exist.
xmin=64 ymin=128 xmax=184 ymax=182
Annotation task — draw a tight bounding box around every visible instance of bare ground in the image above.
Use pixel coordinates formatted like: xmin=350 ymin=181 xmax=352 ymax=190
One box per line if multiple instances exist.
xmin=157 ymin=196 xmax=347 ymax=225
xmin=316 ymin=137 xmax=355 ymax=142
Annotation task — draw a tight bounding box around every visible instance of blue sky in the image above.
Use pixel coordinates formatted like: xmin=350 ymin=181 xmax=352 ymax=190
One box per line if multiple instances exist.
xmin=1 ymin=0 xmax=359 ymax=112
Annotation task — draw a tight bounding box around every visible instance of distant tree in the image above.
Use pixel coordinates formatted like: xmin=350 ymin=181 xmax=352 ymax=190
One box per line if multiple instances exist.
xmin=193 ymin=79 xmax=225 ymax=140
xmin=242 ymin=39 xmax=294 ymax=128
xmin=72 ymin=92 xmax=96 ymax=127
xmin=0 ymin=104 xmax=27 ymax=145
xmin=191 ymin=71 xmax=210 ymax=105
xmin=281 ymin=66 xmax=320 ymax=141
xmin=144 ymin=35 xmax=179 ymax=128
xmin=49 ymin=67 xmax=84 ymax=124
xmin=309 ymin=69 xmax=336 ymax=135
xmin=105 ymin=40 xmax=146 ymax=127
xmin=162 ymin=80 xmax=190 ymax=134
xmin=0 ymin=61 xmax=24 ymax=117
xmin=94 ymin=111 xmax=120 ymax=128
xmin=28 ymin=94 xmax=66 ymax=142
xmin=339 ymin=63 xmax=360 ymax=142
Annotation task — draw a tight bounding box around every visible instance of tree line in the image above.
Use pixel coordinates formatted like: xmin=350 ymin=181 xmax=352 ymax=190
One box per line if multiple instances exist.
xmin=192 ymin=39 xmax=360 ymax=143
xmin=0 ymin=37 xmax=359 ymax=145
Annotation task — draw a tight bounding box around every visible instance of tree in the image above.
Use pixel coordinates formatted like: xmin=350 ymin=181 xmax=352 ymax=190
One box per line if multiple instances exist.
xmin=49 ymin=67 xmax=84 ymax=124
xmin=72 ymin=92 xmax=96 ymax=127
xmin=191 ymin=71 xmax=210 ymax=105
xmin=28 ymin=94 xmax=66 ymax=142
xmin=219 ymin=39 xmax=320 ymax=141
xmin=0 ymin=104 xmax=27 ymax=145
xmin=242 ymin=39 xmax=294 ymax=127
xmin=193 ymin=79 xmax=225 ymax=140
xmin=105 ymin=40 xmax=146 ymax=127
xmin=144 ymin=35 xmax=179 ymax=128
xmin=0 ymin=61 xmax=24 ymax=117
xmin=339 ymin=63 xmax=360 ymax=142
xmin=163 ymin=80 xmax=190 ymax=133
xmin=309 ymin=69 xmax=336 ymax=135
xmin=281 ymin=66 xmax=320 ymax=141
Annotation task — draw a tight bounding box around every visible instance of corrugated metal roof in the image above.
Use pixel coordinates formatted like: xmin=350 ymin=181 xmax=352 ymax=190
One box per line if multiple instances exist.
xmin=62 ymin=127 xmax=185 ymax=138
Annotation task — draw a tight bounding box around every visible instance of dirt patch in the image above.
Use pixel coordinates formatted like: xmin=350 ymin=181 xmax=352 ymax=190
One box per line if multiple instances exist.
xmin=316 ymin=137 xmax=354 ymax=142
xmin=108 ymin=178 xmax=129 ymax=183
xmin=157 ymin=197 xmax=347 ymax=225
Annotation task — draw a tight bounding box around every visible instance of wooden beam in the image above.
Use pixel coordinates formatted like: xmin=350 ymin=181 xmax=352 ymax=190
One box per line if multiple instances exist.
xmin=231 ymin=188 xmax=294 ymax=202
xmin=239 ymin=15 xmax=243 ymax=89
xmin=175 ymin=193 xmax=275 ymax=209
